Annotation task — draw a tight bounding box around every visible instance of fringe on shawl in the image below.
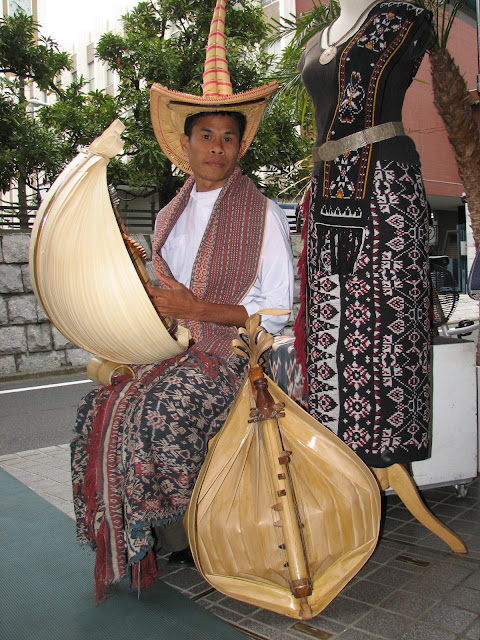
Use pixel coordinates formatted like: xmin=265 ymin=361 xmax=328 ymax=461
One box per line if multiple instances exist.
xmin=292 ymin=189 xmax=310 ymax=395
xmin=82 ymin=379 xmax=123 ymax=603
xmin=80 ymin=375 xmax=163 ymax=603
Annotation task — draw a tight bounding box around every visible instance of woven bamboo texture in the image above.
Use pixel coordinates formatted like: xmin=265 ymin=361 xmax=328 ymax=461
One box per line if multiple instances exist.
xmin=29 ymin=120 xmax=190 ymax=365
xmin=185 ymin=317 xmax=381 ymax=620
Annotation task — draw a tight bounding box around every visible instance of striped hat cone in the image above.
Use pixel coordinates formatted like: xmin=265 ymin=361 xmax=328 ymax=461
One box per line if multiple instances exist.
xmin=150 ymin=0 xmax=277 ymax=174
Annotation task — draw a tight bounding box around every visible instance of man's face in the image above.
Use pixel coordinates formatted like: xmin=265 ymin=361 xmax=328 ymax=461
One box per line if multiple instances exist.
xmin=180 ymin=113 xmax=242 ymax=192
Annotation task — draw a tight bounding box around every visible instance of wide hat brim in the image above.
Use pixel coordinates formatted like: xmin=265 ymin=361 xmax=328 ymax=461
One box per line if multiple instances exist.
xmin=150 ymin=81 xmax=278 ymax=174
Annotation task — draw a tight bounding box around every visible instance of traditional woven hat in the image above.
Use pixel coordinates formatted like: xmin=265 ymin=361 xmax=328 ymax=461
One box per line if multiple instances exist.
xmin=150 ymin=0 xmax=277 ymax=174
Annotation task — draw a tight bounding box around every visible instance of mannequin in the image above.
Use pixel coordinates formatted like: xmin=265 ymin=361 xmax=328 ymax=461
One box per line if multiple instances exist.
xmin=295 ymin=0 xmax=434 ymax=468
xmin=293 ymin=0 xmax=468 ymax=554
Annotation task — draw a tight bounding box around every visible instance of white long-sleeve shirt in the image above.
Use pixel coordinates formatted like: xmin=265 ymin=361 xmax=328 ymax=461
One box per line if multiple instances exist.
xmin=160 ymin=185 xmax=294 ymax=334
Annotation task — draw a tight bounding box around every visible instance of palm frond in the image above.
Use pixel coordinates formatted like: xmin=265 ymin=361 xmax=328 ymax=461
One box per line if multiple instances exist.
xmin=417 ymin=0 xmax=466 ymax=50
xmin=266 ymin=0 xmax=339 ymax=132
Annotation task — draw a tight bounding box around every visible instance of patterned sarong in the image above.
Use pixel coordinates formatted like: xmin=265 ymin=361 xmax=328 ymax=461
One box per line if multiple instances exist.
xmin=299 ymin=160 xmax=431 ymax=467
xmin=71 ymin=349 xmax=246 ymax=601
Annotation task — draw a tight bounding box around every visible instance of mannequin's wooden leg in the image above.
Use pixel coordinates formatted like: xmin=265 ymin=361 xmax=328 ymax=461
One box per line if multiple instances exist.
xmin=371 ymin=464 xmax=467 ymax=554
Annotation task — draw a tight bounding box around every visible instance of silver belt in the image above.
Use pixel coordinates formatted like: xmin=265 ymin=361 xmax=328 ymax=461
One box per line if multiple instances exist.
xmin=313 ymin=122 xmax=405 ymax=162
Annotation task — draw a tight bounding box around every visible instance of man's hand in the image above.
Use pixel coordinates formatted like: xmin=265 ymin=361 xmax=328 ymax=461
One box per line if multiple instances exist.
xmin=146 ymin=275 xmax=199 ymax=320
xmin=146 ymin=274 xmax=248 ymax=328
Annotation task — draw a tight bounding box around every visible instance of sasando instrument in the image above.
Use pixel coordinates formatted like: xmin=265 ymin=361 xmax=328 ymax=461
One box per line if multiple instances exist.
xmin=186 ymin=315 xmax=381 ymax=620
xmin=29 ymin=120 xmax=190 ymax=375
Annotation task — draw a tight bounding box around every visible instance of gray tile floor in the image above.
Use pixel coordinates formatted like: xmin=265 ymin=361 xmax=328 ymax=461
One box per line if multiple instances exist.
xmin=1 ymin=445 xmax=479 ymax=640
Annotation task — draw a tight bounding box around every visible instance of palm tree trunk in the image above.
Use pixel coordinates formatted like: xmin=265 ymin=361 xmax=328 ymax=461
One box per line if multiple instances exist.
xmin=429 ymin=48 xmax=480 ymax=363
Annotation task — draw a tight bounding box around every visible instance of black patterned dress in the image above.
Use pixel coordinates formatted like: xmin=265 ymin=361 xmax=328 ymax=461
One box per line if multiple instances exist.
xmin=294 ymin=1 xmax=433 ymax=467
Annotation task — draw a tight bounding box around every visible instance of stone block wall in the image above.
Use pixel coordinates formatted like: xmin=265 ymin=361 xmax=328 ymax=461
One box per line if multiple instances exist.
xmin=1 ymin=230 xmax=302 ymax=378
xmin=0 ymin=231 xmax=92 ymax=377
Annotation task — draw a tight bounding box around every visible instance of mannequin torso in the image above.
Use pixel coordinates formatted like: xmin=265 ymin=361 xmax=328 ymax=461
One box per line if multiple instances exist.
xmin=296 ymin=0 xmax=434 ymax=467
xmin=320 ymin=0 xmax=383 ymax=50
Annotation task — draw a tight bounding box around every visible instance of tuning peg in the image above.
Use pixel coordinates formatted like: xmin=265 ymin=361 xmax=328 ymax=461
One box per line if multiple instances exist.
xmin=278 ymin=450 xmax=292 ymax=464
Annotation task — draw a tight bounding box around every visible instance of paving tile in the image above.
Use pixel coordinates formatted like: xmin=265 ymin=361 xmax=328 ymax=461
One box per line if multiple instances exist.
xmin=218 ymin=595 xmax=261 ymax=616
xmin=16 ymin=461 xmax=57 ymax=474
xmin=389 ymin=557 xmax=430 ymax=576
xmin=270 ymin=632 xmax=315 ymax=640
xmin=463 ymin=616 xmax=480 ymax=639
xmin=196 ymin=590 xmax=226 ymax=606
xmin=429 ymin=503 xmax=469 ymax=521
xmin=251 ymin=608 xmax=295 ymax=632
xmin=34 ymin=485 xmax=71 ymax=502
xmin=384 ymin=506 xmax=413 ymax=522
xmin=381 ymin=519 xmax=408 ymax=535
xmin=391 ymin=521 xmax=445 ymax=541
xmin=237 ymin=618 xmax=282 ymax=638
xmin=300 ymin=616 xmax=345 ymax=636
xmin=0 ymin=456 xmax=46 ymax=470
xmin=37 ymin=446 xmax=63 ymax=453
xmin=353 ymin=561 xmax=379 ymax=581
xmin=336 ymin=630 xmax=385 ymax=640
xmin=2 ymin=468 xmax=44 ymax=485
xmin=14 ymin=448 xmax=45 ymax=456
xmin=189 ymin=580 xmax=214 ymax=595
xmin=397 ymin=622 xmax=458 ymax=639
xmin=40 ymin=483 xmax=73 ymax=500
xmin=162 ymin=567 xmax=206 ymax=591
xmin=275 ymin=634 xmax=316 ymax=640
xmin=208 ymin=604 xmax=245 ymax=623
xmin=462 ymin=508 xmax=480 ymax=523
xmin=463 ymin=569 xmax=480 ymax=591
xmin=367 ymin=541 xmax=407 ymax=564
xmin=0 ymin=453 xmax=20 ymax=462
xmin=342 ymin=578 xmax=395 ymax=605
xmin=365 ymin=565 xmax=414 ymax=588
xmin=31 ymin=466 xmax=71 ymax=482
xmin=446 ymin=519 xmax=480 ymax=537
xmin=422 ymin=559 xmax=477 ymax=585
xmin=285 ymin=621 xmax=338 ymax=639
xmin=320 ymin=596 xmax=370 ymax=626
xmin=379 ymin=590 xmax=436 ymax=618
xmin=463 ymin=544 xmax=480 ymax=560
xmin=56 ymin=504 xmax=75 ymax=519
xmin=353 ymin=608 xmax=412 ymax=638
xmin=391 ymin=532 xmax=455 ymax=552
xmin=419 ymin=602 xmax=478 ymax=634
xmin=421 ymin=488 xmax=456 ymax=503
xmin=405 ymin=574 xmax=457 ymax=600
xmin=444 ymin=586 xmax=480 ymax=613
xmin=45 ymin=459 xmax=72 ymax=472
xmin=442 ymin=495 xmax=479 ymax=510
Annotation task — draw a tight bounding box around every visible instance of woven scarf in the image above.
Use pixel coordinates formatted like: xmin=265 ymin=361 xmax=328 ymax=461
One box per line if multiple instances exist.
xmin=152 ymin=166 xmax=267 ymax=359
xmin=313 ymin=1 xmax=431 ymax=275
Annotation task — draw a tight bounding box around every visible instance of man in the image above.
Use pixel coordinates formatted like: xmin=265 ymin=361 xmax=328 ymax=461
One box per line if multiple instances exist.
xmin=147 ymin=111 xmax=291 ymax=334
xmin=146 ymin=109 xmax=293 ymax=564
xmin=71 ymin=7 xmax=293 ymax=598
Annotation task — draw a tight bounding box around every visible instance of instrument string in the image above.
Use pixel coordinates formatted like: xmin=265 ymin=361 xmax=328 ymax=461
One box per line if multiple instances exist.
xmin=276 ymin=420 xmax=313 ymax=591
xmin=107 ymin=183 xmax=178 ymax=337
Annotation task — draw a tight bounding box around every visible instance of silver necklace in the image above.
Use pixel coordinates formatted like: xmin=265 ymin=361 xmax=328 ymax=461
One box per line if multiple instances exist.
xmin=319 ymin=0 xmax=382 ymax=65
